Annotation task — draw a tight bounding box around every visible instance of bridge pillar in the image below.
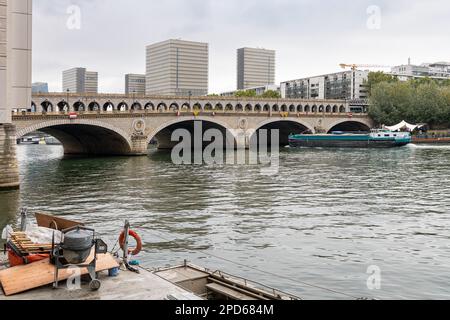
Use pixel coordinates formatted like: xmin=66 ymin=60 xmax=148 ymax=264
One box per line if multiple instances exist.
xmin=0 ymin=124 xmax=20 ymax=190
xmin=130 ymin=134 xmax=150 ymax=155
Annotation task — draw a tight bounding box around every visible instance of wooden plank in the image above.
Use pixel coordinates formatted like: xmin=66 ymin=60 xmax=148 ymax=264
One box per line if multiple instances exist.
xmin=206 ymin=283 xmax=258 ymax=300
xmin=0 ymin=252 xmax=118 ymax=296
xmin=35 ymin=212 xmax=84 ymax=231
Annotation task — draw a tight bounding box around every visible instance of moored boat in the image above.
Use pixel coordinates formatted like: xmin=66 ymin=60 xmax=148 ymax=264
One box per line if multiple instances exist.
xmin=289 ymin=129 xmax=411 ymax=148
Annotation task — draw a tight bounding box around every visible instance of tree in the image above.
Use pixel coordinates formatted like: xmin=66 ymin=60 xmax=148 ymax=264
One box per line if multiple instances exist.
xmin=366 ymin=72 xmax=398 ymax=96
xmin=261 ymin=90 xmax=281 ymax=99
xmin=235 ymin=90 xmax=257 ymax=97
xmin=369 ymin=81 xmax=413 ymax=125
xmin=369 ymin=80 xmax=450 ymax=128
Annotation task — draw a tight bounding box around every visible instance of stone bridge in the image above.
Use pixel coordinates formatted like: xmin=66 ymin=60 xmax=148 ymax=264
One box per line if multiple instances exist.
xmin=12 ymin=93 xmax=374 ymax=155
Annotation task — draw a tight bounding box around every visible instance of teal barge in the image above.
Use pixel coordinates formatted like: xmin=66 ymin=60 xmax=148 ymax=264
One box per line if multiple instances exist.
xmin=289 ymin=130 xmax=411 ymax=148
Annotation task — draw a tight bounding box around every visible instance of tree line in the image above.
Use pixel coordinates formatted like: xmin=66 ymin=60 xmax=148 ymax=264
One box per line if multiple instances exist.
xmin=208 ymin=90 xmax=281 ymax=99
xmin=368 ymin=72 xmax=450 ymax=128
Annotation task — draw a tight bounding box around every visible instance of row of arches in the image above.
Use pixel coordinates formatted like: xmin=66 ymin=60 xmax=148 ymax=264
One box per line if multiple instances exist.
xmin=32 ymin=100 xmax=349 ymax=114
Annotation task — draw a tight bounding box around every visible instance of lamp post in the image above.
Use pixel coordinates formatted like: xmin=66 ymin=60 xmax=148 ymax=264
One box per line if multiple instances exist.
xmin=188 ymin=90 xmax=192 ymax=111
xmin=66 ymin=89 xmax=70 ymax=113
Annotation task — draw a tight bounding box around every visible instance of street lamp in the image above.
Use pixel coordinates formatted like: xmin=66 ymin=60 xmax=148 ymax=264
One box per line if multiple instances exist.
xmin=66 ymin=89 xmax=70 ymax=113
xmin=188 ymin=90 xmax=192 ymax=111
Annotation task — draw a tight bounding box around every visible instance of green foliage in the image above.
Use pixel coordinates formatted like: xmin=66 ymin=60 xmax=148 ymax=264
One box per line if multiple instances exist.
xmin=366 ymin=72 xmax=398 ymax=96
xmin=232 ymin=89 xmax=280 ymax=98
xmin=235 ymin=90 xmax=257 ymax=97
xmin=369 ymin=79 xmax=450 ymax=127
xmin=207 ymin=93 xmax=219 ymax=97
xmin=261 ymin=90 xmax=281 ymax=99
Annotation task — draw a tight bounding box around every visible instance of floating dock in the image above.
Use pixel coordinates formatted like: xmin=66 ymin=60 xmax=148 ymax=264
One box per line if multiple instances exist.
xmin=0 ymin=254 xmax=196 ymax=300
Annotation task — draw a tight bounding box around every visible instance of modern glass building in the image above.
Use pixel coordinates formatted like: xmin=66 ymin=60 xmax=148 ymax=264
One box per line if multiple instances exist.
xmin=32 ymin=82 xmax=49 ymax=93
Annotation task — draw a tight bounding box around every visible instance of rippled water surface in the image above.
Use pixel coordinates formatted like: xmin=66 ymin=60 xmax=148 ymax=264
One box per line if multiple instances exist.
xmin=1 ymin=144 xmax=450 ymax=299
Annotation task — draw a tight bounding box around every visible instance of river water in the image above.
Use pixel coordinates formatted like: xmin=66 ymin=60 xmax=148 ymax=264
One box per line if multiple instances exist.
xmin=1 ymin=144 xmax=450 ymax=300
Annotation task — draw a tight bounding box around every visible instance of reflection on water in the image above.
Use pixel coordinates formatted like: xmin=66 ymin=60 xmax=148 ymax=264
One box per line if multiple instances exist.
xmin=1 ymin=144 xmax=450 ymax=299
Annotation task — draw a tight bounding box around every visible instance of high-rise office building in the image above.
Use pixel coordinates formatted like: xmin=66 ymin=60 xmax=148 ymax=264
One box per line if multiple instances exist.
xmin=146 ymin=39 xmax=209 ymax=96
xmin=85 ymin=71 xmax=98 ymax=93
xmin=125 ymin=74 xmax=145 ymax=95
xmin=237 ymin=47 xmax=275 ymax=90
xmin=62 ymin=67 xmax=98 ymax=93
xmin=32 ymin=82 xmax=49 ymax=93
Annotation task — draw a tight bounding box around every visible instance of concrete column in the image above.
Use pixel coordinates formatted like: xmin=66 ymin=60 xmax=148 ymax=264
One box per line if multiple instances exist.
xmin=0 ymin=123 xmax=20 ymax=189
xmin=0 ymin=0 xmax=8 ymax=123
xmin=130 ymin=135 xmax=150 ymax=155
xmin=0 ymin=0 xmax=32 ymax=190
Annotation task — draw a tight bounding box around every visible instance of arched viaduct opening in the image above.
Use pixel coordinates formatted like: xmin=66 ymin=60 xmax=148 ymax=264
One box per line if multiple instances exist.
xmin=252 ymin=120 xmax=313 ymax=147
xmin=19 ymin=124 xmax=132 ymax=156
xmin=328 ymin=121 xmax=371 ymax=133
xmin=150 ymin=120 xmax=236 ymax=150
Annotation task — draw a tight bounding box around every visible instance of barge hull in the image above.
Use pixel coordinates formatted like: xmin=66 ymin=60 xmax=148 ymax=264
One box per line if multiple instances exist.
xmin=289 ymin=139 xmax=410 ymax=148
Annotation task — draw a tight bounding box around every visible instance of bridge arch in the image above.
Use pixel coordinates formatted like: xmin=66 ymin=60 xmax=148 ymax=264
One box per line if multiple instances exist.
xmin=251 ymin=119 xmax=315 ymax=147
xmin=147 ymin=117 xmax=237 ymax=150
xmin=144 ymin=102 xmax=155 ymax=110
xmin=327 ymin=120 xmax=372 ymax=133
xmin=332 ymin=105 xmax=338 ymax=113
xmin=73 ymin=101 xmax=86 ymax=112
xmin=103 ymin=101 xmax=115 ymax=112
xmin=88 ymin=101 xmax=100 ymax=111
xmin=169 ymin=103 xmax=179 ymax=111
xmin=192 ymin=103 xmax=201 ymax=111
xmin=16 ymin=119 xmax=133 ymax=155
xmin=57 ymin=101 xmax=69 ymax=112
xmin=117 ymin=102 xmax=128 ymax=111
xmin=131 ymin=102 xmax=142 ymax=110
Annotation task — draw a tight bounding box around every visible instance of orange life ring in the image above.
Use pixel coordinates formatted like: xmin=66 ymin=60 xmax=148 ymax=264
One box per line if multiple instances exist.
xmin=119 ymin=230 xmax=142 ymax=256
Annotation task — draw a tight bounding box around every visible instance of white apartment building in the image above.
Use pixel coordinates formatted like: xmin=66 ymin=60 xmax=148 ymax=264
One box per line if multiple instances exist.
xmin=281 ymin=70 xmax=369 ymax=100
xmin=391 ymin=61 xmax=450 ymax=81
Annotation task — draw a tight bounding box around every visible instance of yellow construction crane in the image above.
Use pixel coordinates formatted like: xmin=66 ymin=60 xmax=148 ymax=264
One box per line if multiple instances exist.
xmin=339 ymin=63 xmax=392 ymax=71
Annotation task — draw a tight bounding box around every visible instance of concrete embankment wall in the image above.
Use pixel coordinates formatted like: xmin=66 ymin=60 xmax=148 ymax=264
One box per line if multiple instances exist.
xmin=0 ymin=124 xmax=19 ymax=190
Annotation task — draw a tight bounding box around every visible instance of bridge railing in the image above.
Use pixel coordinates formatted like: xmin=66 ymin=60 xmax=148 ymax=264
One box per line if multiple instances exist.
xmin=12 ymin=109 xmax=369 ymax=118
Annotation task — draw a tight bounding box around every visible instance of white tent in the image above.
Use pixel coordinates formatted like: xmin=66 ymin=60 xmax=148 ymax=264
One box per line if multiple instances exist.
xmin=385 ymin=121 xmax=423 ymax=132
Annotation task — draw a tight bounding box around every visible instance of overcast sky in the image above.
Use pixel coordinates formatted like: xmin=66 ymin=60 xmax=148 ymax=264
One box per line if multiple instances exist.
xmin=32 ymin=0 xmax=450 ymax=93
